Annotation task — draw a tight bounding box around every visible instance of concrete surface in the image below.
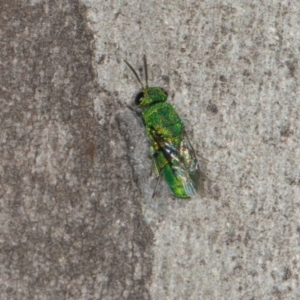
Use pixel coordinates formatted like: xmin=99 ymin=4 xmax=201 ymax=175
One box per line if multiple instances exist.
xmin=1 ymin=0 xmax=300 ymax=299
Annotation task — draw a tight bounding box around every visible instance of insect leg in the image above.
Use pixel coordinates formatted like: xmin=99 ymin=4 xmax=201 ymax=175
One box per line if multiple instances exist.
xmin=150 ymin=146 xmax=161 ymax=176
xmin=152 ymin=175 xmax=161 ymax=198
xmin=150 ymin=146 xmax=169 ymax=198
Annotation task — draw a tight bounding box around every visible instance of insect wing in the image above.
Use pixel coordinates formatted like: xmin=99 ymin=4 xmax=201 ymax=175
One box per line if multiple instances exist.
xmin=175 ymin=131 xmax=202 ymax=197
xmin=150 ymin=129 xmax=201 ymax=197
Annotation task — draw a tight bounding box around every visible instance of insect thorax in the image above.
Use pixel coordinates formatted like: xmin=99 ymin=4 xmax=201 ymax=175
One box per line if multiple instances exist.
xmin=142 ymin=102 xmax=184 ymax=148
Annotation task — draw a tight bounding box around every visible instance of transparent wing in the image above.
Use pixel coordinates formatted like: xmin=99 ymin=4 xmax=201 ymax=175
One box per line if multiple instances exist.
xmin=150 ymin=128 xmax=202 ymax=197
xmin=174 ymin=132 xmax=202 ymax=197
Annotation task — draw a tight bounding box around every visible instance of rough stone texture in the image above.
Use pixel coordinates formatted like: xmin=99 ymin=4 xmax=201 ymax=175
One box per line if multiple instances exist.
xmin=1 ymin=1 xmax=152 ymax=299
xmin=2 ymin=0 xmax=300 ymax=299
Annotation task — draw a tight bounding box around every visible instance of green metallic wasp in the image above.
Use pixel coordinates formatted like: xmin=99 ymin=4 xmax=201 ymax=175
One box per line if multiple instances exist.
xmin=125 ymin=56 xmax=203 ymax=198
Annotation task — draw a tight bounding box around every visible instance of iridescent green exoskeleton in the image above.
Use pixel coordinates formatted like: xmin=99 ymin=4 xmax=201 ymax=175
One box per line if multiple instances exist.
xmin=125 ymin=56 xmax=202 ymax=198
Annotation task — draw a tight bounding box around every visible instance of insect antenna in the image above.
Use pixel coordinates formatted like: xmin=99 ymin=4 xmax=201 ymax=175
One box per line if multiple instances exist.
xmin=143 ymin=54 xmax=148 ymax=88
xmin=124 ymin=59 xmax=144 ymax=89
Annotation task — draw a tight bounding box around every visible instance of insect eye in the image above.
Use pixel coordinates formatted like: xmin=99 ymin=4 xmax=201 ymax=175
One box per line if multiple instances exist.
xmin=135 ymin=92 xmax=144 ymax=106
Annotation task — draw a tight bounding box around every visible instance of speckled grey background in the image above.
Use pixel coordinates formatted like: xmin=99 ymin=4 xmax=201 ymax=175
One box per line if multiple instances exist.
xmin=1 ymin=0 xmax=300 ymax=299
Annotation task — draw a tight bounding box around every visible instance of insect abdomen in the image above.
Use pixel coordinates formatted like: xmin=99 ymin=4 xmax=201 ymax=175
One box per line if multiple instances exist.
xmin=153 ymin=151 xmax=190 ymax=198
xmin=162 ymin=162 xmax=191 ymax=198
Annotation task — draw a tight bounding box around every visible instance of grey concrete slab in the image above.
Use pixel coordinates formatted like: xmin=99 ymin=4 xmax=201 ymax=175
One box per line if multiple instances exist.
xmin=1 ymin=0 xmax=300 ymax=299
